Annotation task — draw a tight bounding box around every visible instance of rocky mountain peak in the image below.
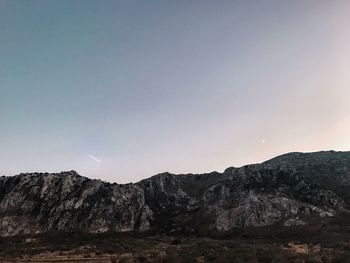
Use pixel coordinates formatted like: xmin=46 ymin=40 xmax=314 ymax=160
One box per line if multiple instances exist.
xmin=0 ymin=150 xmax=349 ymax=236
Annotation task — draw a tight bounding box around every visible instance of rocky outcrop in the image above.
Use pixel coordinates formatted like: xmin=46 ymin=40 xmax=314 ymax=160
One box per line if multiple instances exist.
xmin=0 ymin=150 xmax=349 ymax=236
xmin=283 ymin=218 xmax=306 ymax=227
xmin=0 ymin=171 xmax=153 ymax=236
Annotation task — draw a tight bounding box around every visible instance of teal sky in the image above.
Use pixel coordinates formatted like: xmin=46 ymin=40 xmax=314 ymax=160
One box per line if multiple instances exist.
xmin=1 ymin=0 xmax=350 ymax=183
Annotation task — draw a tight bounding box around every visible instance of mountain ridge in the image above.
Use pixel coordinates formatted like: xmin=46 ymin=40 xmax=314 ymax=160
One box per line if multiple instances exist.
xmin=0 ymin=150 xmax=350 ymax=236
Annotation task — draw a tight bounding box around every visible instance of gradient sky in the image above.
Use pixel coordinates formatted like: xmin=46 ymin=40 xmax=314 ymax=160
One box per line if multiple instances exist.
xmin=1 ymin=0 xmax=350 ymax=183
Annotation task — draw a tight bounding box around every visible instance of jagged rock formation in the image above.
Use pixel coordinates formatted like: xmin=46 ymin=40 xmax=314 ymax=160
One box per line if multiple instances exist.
xmin=0 ymin=172 xmax=153 ymax=236
xmin=0 ymin=150 xmax=349 ymax=236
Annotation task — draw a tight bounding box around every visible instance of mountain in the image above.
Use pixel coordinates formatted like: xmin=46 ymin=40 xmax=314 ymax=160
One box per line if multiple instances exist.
xmin=0 ymin=150 xmax=349 ymax=237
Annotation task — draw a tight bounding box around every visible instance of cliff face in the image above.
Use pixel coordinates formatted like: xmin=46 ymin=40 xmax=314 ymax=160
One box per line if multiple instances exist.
xmin=0 ymin=151 xmax=349 ymax=236
xmin=0 ymin=171 xmax=153 ymax=236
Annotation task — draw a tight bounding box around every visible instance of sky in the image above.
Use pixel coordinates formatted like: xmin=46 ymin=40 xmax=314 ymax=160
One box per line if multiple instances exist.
xmin=1 ymin=0 xmax=350 ymax=183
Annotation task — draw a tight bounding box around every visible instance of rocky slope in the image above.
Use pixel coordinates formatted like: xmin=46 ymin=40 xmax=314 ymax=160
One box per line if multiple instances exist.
xmin=0 ymin=150 xmax=349 ymax=236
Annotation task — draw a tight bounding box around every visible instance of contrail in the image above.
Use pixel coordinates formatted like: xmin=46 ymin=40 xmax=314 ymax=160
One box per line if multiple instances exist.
xmin=88 ymin=154 xmax=102 ymax=163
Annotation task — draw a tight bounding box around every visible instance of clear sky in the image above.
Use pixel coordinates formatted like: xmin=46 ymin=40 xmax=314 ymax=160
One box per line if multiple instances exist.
xmin=1 ymin=0 xmax=349 ymax=183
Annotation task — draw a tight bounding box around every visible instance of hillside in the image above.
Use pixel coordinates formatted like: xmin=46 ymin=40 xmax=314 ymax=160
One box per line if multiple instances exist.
xmin=0 ymin=150 xmax=349 ymax=237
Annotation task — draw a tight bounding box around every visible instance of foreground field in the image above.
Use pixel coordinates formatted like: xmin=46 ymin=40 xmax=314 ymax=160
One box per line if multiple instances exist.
xmin=1 ymin=213 xmax=350 ymax=262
